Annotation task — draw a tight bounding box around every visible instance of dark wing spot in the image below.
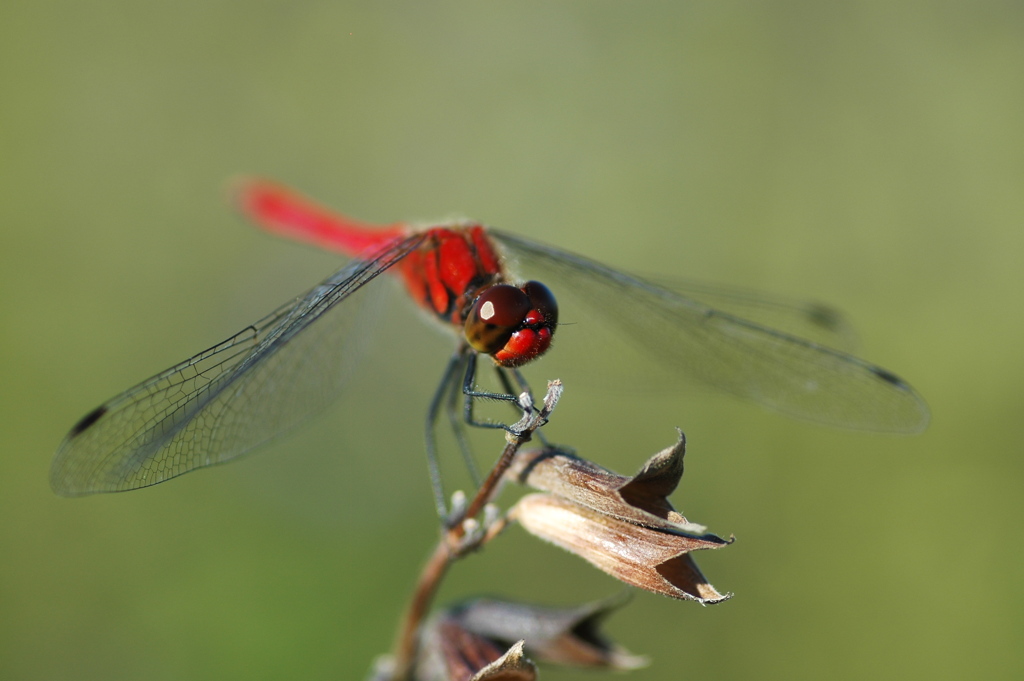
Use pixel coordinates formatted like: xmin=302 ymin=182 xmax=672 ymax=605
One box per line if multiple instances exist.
xmin=871 ymin=367 xmax=908 ymax=389
xmin=69 ymin=405 xmax=107 ymax=437
xmin=806 ymin=303 xmax=843 ymax=332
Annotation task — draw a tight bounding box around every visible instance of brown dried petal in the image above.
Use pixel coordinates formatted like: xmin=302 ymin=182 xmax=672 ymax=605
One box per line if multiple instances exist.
xmin=469 ymin=641 xmax=537 ymax=681
xmin=450 ymin=596 xmax=646 ymax=670
xmin=417 ymin=615 xmax=532 ymax=681
xmin=507 ymin=430 xmax=708 ymax=533
xmin=619 ymin=429 xmax=687 ymax=513
xmin=513 ymin=493 xmax=731 ymax=603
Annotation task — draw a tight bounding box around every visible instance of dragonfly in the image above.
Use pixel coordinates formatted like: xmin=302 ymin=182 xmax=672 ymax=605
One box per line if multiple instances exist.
xmin=51 ymin=179 xmax=930 ymax=512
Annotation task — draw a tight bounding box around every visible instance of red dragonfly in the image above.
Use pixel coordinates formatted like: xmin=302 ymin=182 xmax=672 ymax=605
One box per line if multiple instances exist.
xmin=52 ymin=179 xmax=929 ymax=507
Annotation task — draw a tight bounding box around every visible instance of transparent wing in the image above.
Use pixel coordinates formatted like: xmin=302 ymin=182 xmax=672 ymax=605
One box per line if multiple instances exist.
xmin=51 ymin=233 xmax=426 ymax=496
xmin=493 ymin=230 xmax=929 ymax=433
xmin=646 ymin=276 xmax=858 ymax=352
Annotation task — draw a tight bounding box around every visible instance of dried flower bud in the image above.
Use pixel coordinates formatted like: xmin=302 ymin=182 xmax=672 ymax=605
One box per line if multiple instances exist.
xmin=508 ymin=429 xmax=705 ymax=533
xmin=507 ymin=431 xmax=731 ymax=603
xmin=513 ymin=493 xmax=729 ymax=603
xmin=416 ymin=613 xmax=537 ymax=681
xmin=448 ymin=595 xmax=646 ymax=670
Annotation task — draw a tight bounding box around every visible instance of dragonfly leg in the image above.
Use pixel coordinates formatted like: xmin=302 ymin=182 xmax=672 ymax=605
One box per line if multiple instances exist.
xmin=427 ymin=349 xmax=531 ymax=523
xmin=493 ymin=364 xmax=524 ymax=399
xmin=445 ymin=360 xmax=481 ymax=487
xmin=490 ymin=365 xmax=548 ymax=443
xmin=461 ymin=354 xmax=532 ymax=436
xmin=504 ymin=366 xmax=555 ymax=449
xmin=425 ymin=352 xmax=466 ymax=518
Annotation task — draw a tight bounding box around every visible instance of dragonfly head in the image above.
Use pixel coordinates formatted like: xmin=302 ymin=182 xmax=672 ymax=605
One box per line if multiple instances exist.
xmin=464 ymin=281 xmax=558 ymax=368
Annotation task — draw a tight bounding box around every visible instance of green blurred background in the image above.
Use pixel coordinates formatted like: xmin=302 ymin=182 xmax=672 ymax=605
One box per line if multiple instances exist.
xmin=2 ymin=2 xmax=1022 ymax=679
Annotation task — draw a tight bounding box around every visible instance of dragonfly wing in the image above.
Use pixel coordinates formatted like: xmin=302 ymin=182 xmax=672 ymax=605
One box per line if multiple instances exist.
xmin=644 ymin=276 xmax=859 ymax=352
xmin=51 ymin=234 xmax=425 ymax=495
xmin=493 ymin=231 xmax=929 ymax=433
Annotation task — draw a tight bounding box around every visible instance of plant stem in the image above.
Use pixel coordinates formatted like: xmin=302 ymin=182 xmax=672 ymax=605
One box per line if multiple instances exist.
xmin=387 ymin=380 xmax=562 ymax=680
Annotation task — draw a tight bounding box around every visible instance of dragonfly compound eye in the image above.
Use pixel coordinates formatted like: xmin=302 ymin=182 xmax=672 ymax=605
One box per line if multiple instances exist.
xmin=490 ymin=281 xmax=559 ymax=368
xmin=522 ymin=280 xmax=558 ymax=328
xmin=465 ymin=284 xmax=532 ymax=355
